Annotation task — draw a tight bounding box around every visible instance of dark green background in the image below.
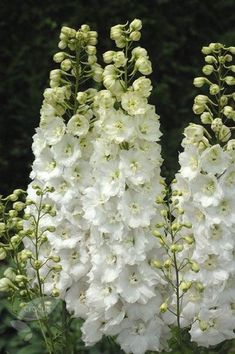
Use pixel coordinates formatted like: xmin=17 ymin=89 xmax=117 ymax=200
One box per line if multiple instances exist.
xmin=1 ymin=0 xmax=235 ymax=194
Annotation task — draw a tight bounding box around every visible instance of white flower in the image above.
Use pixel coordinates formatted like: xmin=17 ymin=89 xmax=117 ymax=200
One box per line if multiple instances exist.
xmin=120 ymin=149 xmax=155 ymax=185
xmin=135 ymin=113 xmax=161 ymax=142
xmin=206 ymin=196 xmax=235 ymax=226
xmin=96 ymin=160 xmax=125 ymax=197
xmin=43 ymin=117 xmax=66 ymax=145
xmin=220 ymin=166 xmax=235 ymax=196
xmin=190 ymin=306 xmax=235 ymax=347
xmin=179 ymin=145 xmax=200 ymax=180
xmin=31 ymin=147 xmax=62 ymax=181
xmin=116 ymin=318 xmax=164 ymax=354
xmin=121 ymin=91 xmax=148 ymax=115
xmin=116 ymin=265 xmax=156 ymax=304
xmin=118 ymin=190 xmax=155 ymax=228
xmin=65 ymin=280 xmax=89 ymax=319
xmin=67 ymin=114 xmax=89 ymax=137
xmin=51 ymin=134 xmax=81 ymax=166
xmin=190 ymin=174 xmax=223 ymax=207
xmin=133 ymin=77 xmax=152 ymax=97
xmin=32 ymin=128 xmax=47 ymax=157
xmin=100 ymin=108 xmax=135 ymax=143
xmin=201 ymin=144 xmax=229 ymax=175
xmin=86 ymin=283 xmax=119 ymax=310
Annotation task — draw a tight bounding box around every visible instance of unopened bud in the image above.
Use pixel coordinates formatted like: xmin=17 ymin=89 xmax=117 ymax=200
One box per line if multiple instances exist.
xmin=160 ymin=302 xmax=168 ymax=313
xmin=199 ymin=320 xmax=208 ymax=331
xmin=202 ymin=65 xmax=214 ymax=75
xmin=209 ymin=84 xmax=220 ymax=95
xmin=0 ymin=248 xmax=7 ymax=260
xmin=53 ymin=52 xmax=65 ymax=63
xmin=130 ymin=19 xmax=142 ymax=31
xmin=52 ymin=288 xmax=60 ymax=297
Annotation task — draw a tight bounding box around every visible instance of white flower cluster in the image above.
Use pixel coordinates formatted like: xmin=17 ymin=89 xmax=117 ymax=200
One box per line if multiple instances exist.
xmin=79 ymin=20 xmax=170 ymax=354
xmin=172 ymin=43 xmax=235 ymax=347
xmin=25 ymin=24 xmax=100 ymax=301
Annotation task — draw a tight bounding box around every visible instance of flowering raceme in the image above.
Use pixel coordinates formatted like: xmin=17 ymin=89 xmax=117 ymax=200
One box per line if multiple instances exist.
xmin=80 ymin=19 xmax=170 ymax=354
xmin=172 ymin=43 xmax=235 ymax=347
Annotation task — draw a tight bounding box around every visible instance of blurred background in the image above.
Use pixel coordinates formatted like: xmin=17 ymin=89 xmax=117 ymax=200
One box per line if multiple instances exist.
xmin=0 ymin=0 xmax=235 ymax=353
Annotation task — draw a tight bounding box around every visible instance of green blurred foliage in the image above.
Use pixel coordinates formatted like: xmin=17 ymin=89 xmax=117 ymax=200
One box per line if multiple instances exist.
xmin=0 ymin=0 xmax=235 ymax=353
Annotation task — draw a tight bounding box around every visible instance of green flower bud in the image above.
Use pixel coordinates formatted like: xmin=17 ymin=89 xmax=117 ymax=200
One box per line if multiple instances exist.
xmin=33 ymin=260 xmax=42 ymax=270
xmin=86 ymin=45 xmax=96 ymax=56
xmin=8 ymin=194 xmax=18 ymax=202
xmin=152 ymin=230 xmax=162 ymax=238
xmin=200 ymin=112 xmax=213 ymax=124
xmin=130 ymin=19 xmax=142 ymax=31
xmin=51 ymin=256 xmax=60 ymax=262
xmin=103 ymin=51 xmax=115 ymax=64
xmin=160 ymin=302 xmax=168 ymax=313
xmin=193 ymin=77 xmax=207 ymax=87
xmin=160 ymin=210 xmax=168 ymax=217
xmin=202 ymin=65 xmax=214 ymax=75
xmin=205 ymin=55 xmax=217 ymax=64
xmin=224 ymin=54 xmax=233 ymax=62
xmin=52 ymin=288 xmax=60 ymax=297
xmin=15 ymin=275 xmax=28 ymax=283
xmin=196 ymin=282 xmax=204 ymax=292
xmin=163 ymin=259 xmax=172 ymax=268
xmin=228 ymin=46 xmax=235 ymax=54
xmin=201 ymin=46 xmax=212 ymax=55
xmin=220 ymin=95 xmax=228 ymax=107
xmin=0 ymin=278 xmax=17 ymax=292
xmin=0 ymin=248 xmax=7 ymax=260
xmin=180 ymin=281 xmax=192 ymax=292
xmin=230 ymin=65 xmax=235 ymax=73
xmin=150 ymin=260 xmax=162 ymax=269
xmin=219 ymin=125 xmax=231 ymax=142
xmin=61 ymin=59 xmax=72 ymax=71
xmin=191 ymin=262 xmax=200 ymax=273
xmin=209 ymin=42 xmax=222 ymax=51
xmin=13 ymin=201 xmax=25 ymax=211
xmin=9 ymin=210 xmax=18 ymax=217
xmin=4 ymin=267 xmax=16 ymax=280
xmin=171 ymin=223 xmax=181 ymax=232
xmin=211 ymin=117 xmax=223 ymax=132
xmin=0 ymin=222 xmax=6 ymax=233
xmin=52 ymin=265 xmax=62 ymax=272
xmin=58 ymin=40 xmax=67 ymax=50
xmin=183 ymin=236 xmax=194 ymax=245
xmin=129 ymin=31 xmax=141 ymax=41
xmin=110 ymin=24 xmax=124 ymax=41
xmin=53 ymin=52 xmax=65 ymax=63
xmin=209 ymin=84 xmax=220 ymax=95
xmin=223 ymin=106 xmax=233 ymax=118
xmin=193 ymin=103 xmax=206 ymax=115
xmin=224 ymin=76 xmax=235 ymax=85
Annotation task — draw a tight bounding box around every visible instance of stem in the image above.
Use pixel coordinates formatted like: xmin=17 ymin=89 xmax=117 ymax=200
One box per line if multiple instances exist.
xmin=62 ymin=301 xmax=73 ymax=353
xmin=124 ymin=43 xmax=129 ymax=89
xmin=73 ymin=43 xmax=81 ymax=115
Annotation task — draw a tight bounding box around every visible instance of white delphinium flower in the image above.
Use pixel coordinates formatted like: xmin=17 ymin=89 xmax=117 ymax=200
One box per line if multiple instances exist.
xmin=172 ymin=42 xmax=235 ymax=349
xmin=25 ymin=24 xmax=101 ymax=310
xmin=81 ymin=19 xmax=169 ymax=353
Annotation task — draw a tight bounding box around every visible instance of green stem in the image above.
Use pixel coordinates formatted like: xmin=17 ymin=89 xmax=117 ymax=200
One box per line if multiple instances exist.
xmin=73 ymin=43 xmax=81 ymax=115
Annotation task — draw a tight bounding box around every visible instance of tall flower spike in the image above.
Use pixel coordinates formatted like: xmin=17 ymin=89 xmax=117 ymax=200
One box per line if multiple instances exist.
xmin=26 ymin=25 xmax=102 ymax=304
xmin=172 ymin=43 xmax=235 ymax=348
xmin=81 ymin=19 xmax=170 ymax=354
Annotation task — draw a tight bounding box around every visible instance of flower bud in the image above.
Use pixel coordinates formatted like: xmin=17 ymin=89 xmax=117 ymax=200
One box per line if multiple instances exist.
xmin=160 ymin=209 xmax=168 ymax=217
xmin=52 ymin=288 xmax=60 ymax=297
xmin=0 ymin=278 xmax=17 ymax=292
xmin=180 ymin=281 xmax=192 ymax=292
xmin=223 ymin=105 xmax=233 ymax=118
xmin=209 ymin=84 xmax=220 ymax=95
xmin=171 ymin=223 xmax=181 ymax=232
xmin=163 ymin=259 xmax=172 ymax=268
xmin=219 ymin=125 xmax=231 ymax=142
xmin=196 ymin=282 xmax=204 ymax=292
xmin=183 ymin=236 xmax=194 ymax=245
xmin=61 ymin=59 xmax=72 ymax=71
xmin=53 ymin=52 xmax=65 ymax=63
xmin=209 ymin=42 xmax=222 ymax=51
xmin=0 ymin=248 xmax=7 ymax=260
xmin=224 ymin=76 xmax=235 ymax=85
xmin=33 ymin=260 xmax=42 ymax=270
xmin=9 ymin=210 xmax=18 ymax=217
xmin=0 ymin=222 xmax=6 ymax=233
xmin=191 ymin=262 xmax=200 ymax=273
xmin=220 ymin=95 xmax=228 ymax=107
xmin=135 ymin=57 xmax=152 ymax=75
xmin=129 ymin=31 xmax=141 ymax=41
xmin=194 ymin=95 xmax=209 ymax=105
xmin=15 ymin=275 xmax=28 ymax=283
xmin=205 ymin=55 xmax=217 ymax=64
xmin=202 ymin=65 xmax=214 ymax=75
xmin=193 ymin=103 xmax=205 ymax=115
xmin=224 ymin=54 xmax=233 ymax=62
xmin=86 ymin=45 xmax=96 ymax=56
xmin=160 ymin=303 xmax=168 ymax=313
xmin=51 ymin=256 xmax=60 ymax=262
xmin=152 ymin=230 xmax=162 ymax=238
xmin=4 ymin=267 xmax=16 ymax=280
xmin=92 ymin=64 xmax=103 ymax=82
xmin=228 ymin=46 xmax=235 ymax=54
xmin=130 ymin=19 xmax=142 ymax=31
xmin=110 ymin=24 xmax=123 ymax=41
xmin=200 ymin=112 xmax=213 ymax=124
xmin=8 ymin=194 xmax=18 ymax=202
xmin=201 ymin=46 xmax=212 ymax=55
xmin=13 ymin=201 xmax=25 ymax=212
xmin=58 ymin=40 xmax=67 ymax=50
xmin=194 ymin=77 xmax=207 ymax=87
xmin=211 ymin=118 xmax=223 ymax=132
xmin=151 ymin=260 xmax=162 ymax=269
xmin=103 ymin=51 xmax=115 ymax=64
